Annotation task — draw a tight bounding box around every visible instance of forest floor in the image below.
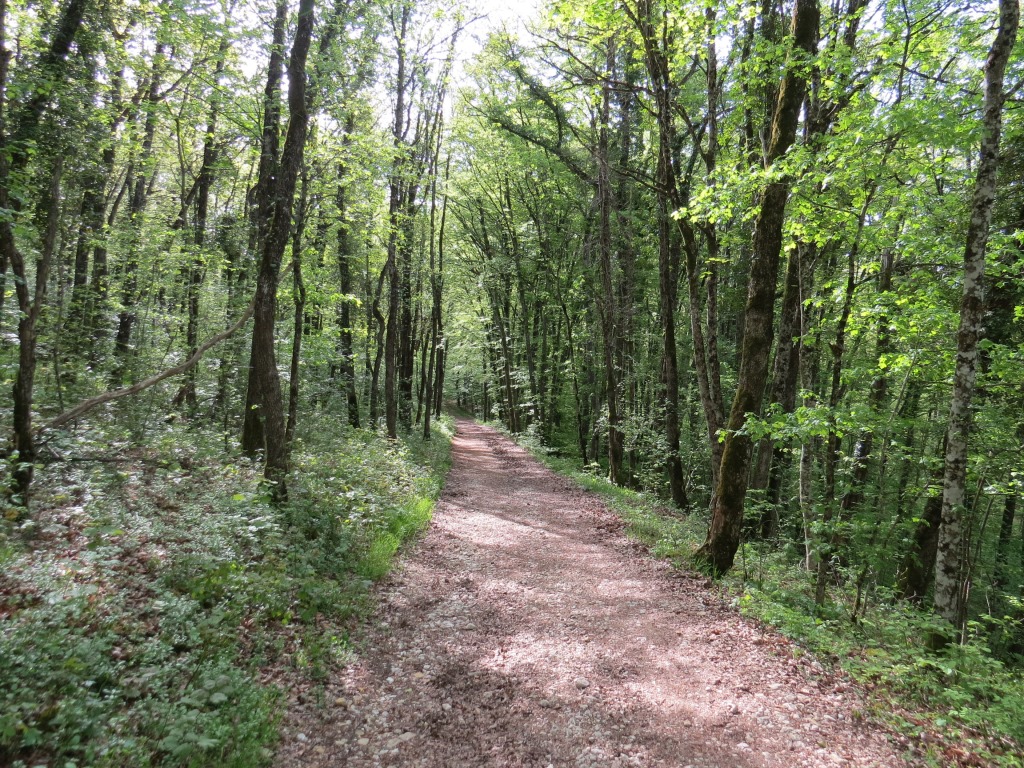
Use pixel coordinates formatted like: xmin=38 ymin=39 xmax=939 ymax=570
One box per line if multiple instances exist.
xmin=275 ymin=419 xmax=904 ymax=768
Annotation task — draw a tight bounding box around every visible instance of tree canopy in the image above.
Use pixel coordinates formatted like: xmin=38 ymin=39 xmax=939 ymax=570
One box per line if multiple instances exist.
xmin=2 ymin=0 xmax=1024 ymax=763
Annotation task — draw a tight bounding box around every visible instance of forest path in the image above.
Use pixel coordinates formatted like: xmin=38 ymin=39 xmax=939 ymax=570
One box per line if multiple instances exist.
xmin=277 ymin=419 xmax=901 ymax=768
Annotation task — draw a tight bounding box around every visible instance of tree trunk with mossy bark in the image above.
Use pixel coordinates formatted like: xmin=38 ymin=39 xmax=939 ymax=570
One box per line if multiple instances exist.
xmin=934 ymin=0 xmax=1018 ymax=628
xmin=695 ymin=0 xmax=819 ymax=575
xmin=243 ymin=0 xmax=315 ymax=500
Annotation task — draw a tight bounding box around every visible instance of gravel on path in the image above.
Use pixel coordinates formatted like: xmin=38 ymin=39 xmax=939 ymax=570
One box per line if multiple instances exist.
xmin=275 ymin=419 xmax=904 ymax=768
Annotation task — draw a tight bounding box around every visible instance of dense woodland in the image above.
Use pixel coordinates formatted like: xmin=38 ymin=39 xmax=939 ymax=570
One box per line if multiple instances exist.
xmin=2 ymin=0 xmax=1024 ymax=763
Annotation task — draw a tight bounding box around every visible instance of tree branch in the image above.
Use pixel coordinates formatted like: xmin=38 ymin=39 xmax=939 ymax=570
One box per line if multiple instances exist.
xmin=36 ymin=264 xmax=291 ymax=434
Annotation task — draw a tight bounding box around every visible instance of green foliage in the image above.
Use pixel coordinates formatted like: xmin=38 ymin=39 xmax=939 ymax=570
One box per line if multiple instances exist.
xmin=728 ymin=559 xmax=1024 ymax=766
xmin=0 ymin=416 xmax=453 ymax=767
xmin=512 ymin=428 xmax=1024 ymax=767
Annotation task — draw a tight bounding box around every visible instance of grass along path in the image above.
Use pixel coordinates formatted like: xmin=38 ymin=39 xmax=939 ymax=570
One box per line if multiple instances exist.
xmin=276 ymin=419 xmax=900 ymax=767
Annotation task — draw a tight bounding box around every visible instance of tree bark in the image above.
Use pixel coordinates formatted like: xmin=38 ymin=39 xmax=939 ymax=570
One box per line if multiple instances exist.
xmin=1 ymin=0 xmax=87 ymax=505
xmin=695 ymin=0 xmax=819 ymax=575
xmin=595 ymin=44 xmax=624 ymax=485
xmin=994 ymin=493 xmax=1016 ymax=589
xmin=899 ymin=490 xmax=943 ymax=603
xmin=336 ymin=116 xmax=360 ymax=427
xmin=241 ymin=0 xmax=288 ymax=456
xmin=635 ymin=0 xmax=687 ymax=508
xmin=383 ymin=1 xmax=410 ymax=440
xmin=242 ymin=0 xmax=315 ymax=498
xmin=176 ymin=45 xmax=227 ymax=410
xmin=750 ymin=241 xmax=805 ymax=535
xmin=934 ymin=0 xmax=1018 ymax=628
xmin=432 ymin=183 xmax=448 ymax=422
xmin=423 ymin=159 xmax=449 ymax=439
xmin=8 ymin=161 xmax=61 ymax=505
xmin=286 ymin=165 xmax=309 ymax=446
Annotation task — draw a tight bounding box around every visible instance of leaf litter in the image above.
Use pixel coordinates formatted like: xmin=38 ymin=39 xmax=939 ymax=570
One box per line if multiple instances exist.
xmin=277 ymin=420 xmax=904 ymax=768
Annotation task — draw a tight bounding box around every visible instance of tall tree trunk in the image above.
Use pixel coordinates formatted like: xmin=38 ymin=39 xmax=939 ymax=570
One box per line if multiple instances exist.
xmin=398 ymin=210 xmax=417 ymax=431
xmin=695 ymin=0 xmax=819 ymax=575
xmin=637 ymin=2 xmax=689 ymax=508
xmin=815 ymin=225 xmax=863 ymax=604
xmin=1 ymin=0 xmax=86 ymax=505
xmin=243 ymin=0 xmax=315 ymax=498
xmin=370 ymin=263 xmax=388 ymax=425
xmin=423 ymin=160 xmax=448 ymax=439
xmin=286 ymin=165 xmax=309 ymax=446
xmin=750 ymin=241 xmax=805 ymax=535
xmin=651 ymin=72 xmax=687 ymax=507
xmin=86 ymin=138 xmax=118 ymax=350
xmin=432 ymin=195 xmax=447 ymax=422
xmin=596 ymin=45 xmax=624 ymax=485
xmin=8 ymin=162 xmax=62 ymax=506
xmin=336 ymin=116 xmax=360 ymax=427
xmin=934 ymin=0 xmax=1018 ymax=628
xmin=491 ymin=297 xmax=520 ymax=432
xmin=113 ymin=43 xmax=166 ymax=372
xmin=241 ymin=0 xmax=288 ymax=456
xmin=383 ymin=1 xmax=410 ymax=440
xmin=680 ymin=221 xmax=725 ymax=486
xmin=177 ymin=46 xmax=227 ymax=410
xmin=994 ymin=493 xmax=1017 ymax=589
xmin=899 ymin=490 xmax=943 ymax=603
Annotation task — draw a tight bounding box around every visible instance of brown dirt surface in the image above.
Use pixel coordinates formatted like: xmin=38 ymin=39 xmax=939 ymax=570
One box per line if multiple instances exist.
xmin=276 ymin=419 xmax=905 ymax=767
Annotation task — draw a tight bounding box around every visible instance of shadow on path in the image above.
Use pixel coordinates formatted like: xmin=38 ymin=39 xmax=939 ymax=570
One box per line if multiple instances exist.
xmin=276 ymin=419 xmax=900 ymax=768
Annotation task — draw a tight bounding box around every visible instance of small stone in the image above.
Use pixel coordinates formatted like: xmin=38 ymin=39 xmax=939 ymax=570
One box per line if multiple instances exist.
xmin=296 ymin=733 xmax=309 ymax=743
xmin=575 ymin=677 xmax=591 ymax=690
xmin=357 ymin=738 xmax=370 ymax=747
xmin=335 ymin=697 xmax=347 ymax=706
xmin=314 ymin=746 xmax=327 ymax=755
xmin=399 ymin=732 xmax=415 ymax=742
xmin=730 ymin=704 xmax=741 ymax=715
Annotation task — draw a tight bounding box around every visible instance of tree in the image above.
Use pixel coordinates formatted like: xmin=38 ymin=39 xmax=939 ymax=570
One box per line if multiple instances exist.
xmin=694 ymin=0 xmax=820 ymax=574
xmin=933 ymin=0 xmax=1019 ymax=630
xmin=2 ymin=0 xmax=89 ymax=506
xmin=242 ymin=0 xmax=316 ymax=497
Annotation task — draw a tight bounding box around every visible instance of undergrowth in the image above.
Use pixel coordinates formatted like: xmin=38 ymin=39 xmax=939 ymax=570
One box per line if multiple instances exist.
xmin=0 ymin=416 xmax=452 ymax=768
xmin=505 ymin=423 xmax=1024 ymax=768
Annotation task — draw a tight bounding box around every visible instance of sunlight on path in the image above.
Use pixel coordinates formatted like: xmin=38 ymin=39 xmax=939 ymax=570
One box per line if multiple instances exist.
xmin=276 ymin=419 xmax=901 ymax=768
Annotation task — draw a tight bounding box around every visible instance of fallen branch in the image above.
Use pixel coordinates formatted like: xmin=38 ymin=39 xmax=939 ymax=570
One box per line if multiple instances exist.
xmin=39 ymin=295 xmax=258 ymax=435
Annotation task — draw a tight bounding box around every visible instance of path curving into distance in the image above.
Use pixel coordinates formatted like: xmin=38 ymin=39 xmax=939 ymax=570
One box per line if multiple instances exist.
xmin=277 ymin=419 xmax=902 ymax=768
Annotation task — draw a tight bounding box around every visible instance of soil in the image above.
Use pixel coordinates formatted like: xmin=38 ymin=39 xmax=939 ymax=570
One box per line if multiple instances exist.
xmin=276 ymin=419 xmax=904 ymax=767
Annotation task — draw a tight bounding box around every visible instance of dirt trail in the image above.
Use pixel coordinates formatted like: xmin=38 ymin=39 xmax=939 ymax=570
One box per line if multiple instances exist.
xmin=278 ymin=419 xmax=903 ymax=767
